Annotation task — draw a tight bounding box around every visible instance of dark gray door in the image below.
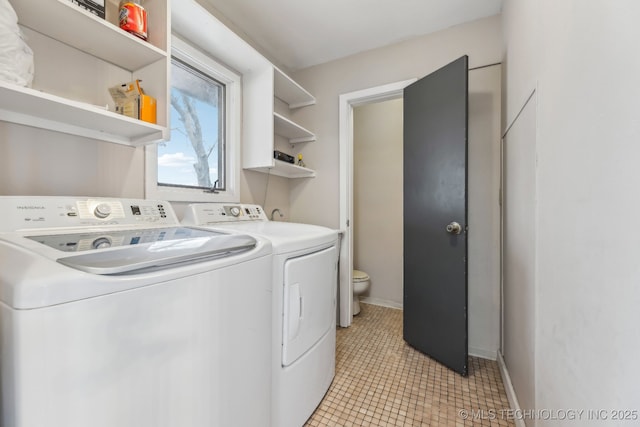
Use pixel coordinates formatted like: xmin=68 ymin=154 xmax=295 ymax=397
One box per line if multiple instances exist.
xmin=403 ymin=56 xmax=468 ymax=376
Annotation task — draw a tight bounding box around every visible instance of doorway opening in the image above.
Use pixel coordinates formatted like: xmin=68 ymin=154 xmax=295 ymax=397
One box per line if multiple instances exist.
xmin=351 ymin=98 xmax=404 ymax=315
xmin=338 ymin=79 xmax=416 ymax=327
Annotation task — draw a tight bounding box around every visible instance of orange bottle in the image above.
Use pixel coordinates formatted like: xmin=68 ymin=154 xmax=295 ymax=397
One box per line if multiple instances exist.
xmin=119 ymin=0 xmax=147 ymax=41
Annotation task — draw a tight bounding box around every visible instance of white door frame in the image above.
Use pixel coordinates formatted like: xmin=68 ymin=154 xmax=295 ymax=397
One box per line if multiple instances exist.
xmin=338 ymin=78 xmax=417 ymax=327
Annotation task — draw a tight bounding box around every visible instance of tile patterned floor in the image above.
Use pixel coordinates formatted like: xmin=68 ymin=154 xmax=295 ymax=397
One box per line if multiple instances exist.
xmin=305 ymin=303 xmax=514 ymax=426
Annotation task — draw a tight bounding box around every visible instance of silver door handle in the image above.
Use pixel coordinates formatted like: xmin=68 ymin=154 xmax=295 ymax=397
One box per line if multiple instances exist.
xmin=446 ymin=222 xmax=462 ymax=235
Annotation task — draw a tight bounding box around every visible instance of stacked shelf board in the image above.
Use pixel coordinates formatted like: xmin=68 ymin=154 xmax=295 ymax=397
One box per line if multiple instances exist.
xmin=249 ymin=159 xmax=317 ymax=179
xmin=274 ymin=67 xmax=316 ymax=109
xmin=3 ymin=0 xmax=169 ymax=145
xmin=274 ymin=112 xmax=315 ymax=144
xmin=0 ymin=82 xmax=166 ymax=146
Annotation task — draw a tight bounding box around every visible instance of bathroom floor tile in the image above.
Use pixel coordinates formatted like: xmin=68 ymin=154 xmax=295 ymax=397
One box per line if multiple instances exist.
xmin=304 ymin=303 xmax=514 ymax=427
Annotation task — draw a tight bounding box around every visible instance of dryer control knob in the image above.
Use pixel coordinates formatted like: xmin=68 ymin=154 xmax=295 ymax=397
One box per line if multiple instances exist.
xmin=230 ymin=207 xmax=241 ymax=217
xmin=94 ymin=203 xmax=112 ymax=219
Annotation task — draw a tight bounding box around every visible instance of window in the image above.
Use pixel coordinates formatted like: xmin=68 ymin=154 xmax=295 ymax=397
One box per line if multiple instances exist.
xmin=161 ymin=57 xmax=225 ymax=190
xmin=146 ymin=35 xmax=241 ymax=202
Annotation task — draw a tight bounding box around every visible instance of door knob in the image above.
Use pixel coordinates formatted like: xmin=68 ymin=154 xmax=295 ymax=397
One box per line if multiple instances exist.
xmin=446 ymin=221 xmax=462 ymax=235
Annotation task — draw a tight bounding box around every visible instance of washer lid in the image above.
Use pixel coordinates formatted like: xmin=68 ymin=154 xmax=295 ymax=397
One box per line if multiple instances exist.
xmin=55 ymin=229 xmax=257 ymax=275
xmin=0 ymin=229 xmax=269 ymax=309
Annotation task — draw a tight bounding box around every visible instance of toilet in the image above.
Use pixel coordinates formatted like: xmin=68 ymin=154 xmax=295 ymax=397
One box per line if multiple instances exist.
xmin=352 ymin=270 xmax=370 ymax=315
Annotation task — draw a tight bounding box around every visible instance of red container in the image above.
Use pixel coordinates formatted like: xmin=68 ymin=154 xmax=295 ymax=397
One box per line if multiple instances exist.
xmin=119 ymin=1 xmax=147 ymax=40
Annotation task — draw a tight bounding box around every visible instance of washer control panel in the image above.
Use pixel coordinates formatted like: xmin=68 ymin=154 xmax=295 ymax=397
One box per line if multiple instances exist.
xmin=26 ymin=226 xmax=221 ymax=253
xmin=0 ymin=197 xmax=178 ymax=231
xmin=183 ymin=203 xmax=268 ymax=225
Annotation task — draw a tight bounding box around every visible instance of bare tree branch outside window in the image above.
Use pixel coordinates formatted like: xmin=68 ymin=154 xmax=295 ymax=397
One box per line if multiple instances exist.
xmin=170 ymin=92 xmax=215 ymax=188
xmin=159 ymin=57 xmax=224 ymax=190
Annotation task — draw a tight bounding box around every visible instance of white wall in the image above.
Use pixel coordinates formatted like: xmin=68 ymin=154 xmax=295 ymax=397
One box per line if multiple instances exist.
xmin=0 ymin=122 xmax=145 ymax=198
xmin=502 ymin=94 xmax=537 ymax=417
xmin=467 ymin=65 xmax=502 ymax=359
xmin=536 ymin=0 xmax=640 ymax=419
xmin=291 ymin=15 xmax=503 ymax=230
xmin=169 ymin=170 xmax=290 ymax=220
xmin=353 ymin=99 xmax=404 ymax=307
xmin=501 ymin=0 xmax=537 ymax=129
xmin=241 ymin=171 xmax=290 ymax=220
xmin=502 ymin=0 xmax=640 ymax=423
xmin=0 ymin=122 xmax=288 ymax=220
xmin=501 ymin=1 xmax=539 ymax=420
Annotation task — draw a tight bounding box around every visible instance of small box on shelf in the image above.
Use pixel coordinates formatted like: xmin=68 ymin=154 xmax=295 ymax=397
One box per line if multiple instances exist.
xmin=67 ymin=0 xmax=105 ymax=19
xmin=274 ymin=150 xmax=295 ymax=164
xmin=109 ymin=79 xmax=156 ymax=124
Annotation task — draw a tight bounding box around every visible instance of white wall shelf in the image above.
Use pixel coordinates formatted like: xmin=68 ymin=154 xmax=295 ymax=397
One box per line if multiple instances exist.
xmin=274 ymin=67 xmax=316 ymax=109
xmin=5 ymin=0 xmax=170 ymax=146
xmin=246 ymin=159 xmax=316 ymax=179
xmin=274 ymin=112 xmax=316 ymax=143
xmin=10 ymin=0 xmax=167 ymax=72
xmin=0 ymin=82 xmax=166 ymax=145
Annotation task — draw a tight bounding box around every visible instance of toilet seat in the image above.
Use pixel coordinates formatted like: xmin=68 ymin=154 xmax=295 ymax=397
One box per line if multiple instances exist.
xmin=353 ymin=270 xmax=369 ymax=282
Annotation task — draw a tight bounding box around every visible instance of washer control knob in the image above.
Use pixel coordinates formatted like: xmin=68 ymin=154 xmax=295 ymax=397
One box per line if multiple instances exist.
xmin=92 ymin=237 xmax=112 ymax=249
xmin=229 ymin=206 xmax=241 ymax=217
xmin=94 ymin=203 xmax=112 ymax=219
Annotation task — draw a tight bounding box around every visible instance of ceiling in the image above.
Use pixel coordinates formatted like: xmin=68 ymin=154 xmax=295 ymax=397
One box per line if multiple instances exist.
xmin=199 ymin=0 xmax=503 ymax=71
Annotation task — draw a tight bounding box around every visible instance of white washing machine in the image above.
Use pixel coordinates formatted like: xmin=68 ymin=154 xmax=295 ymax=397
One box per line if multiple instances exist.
xmin=0 ymin=196 xmax=273 ymax=427
xmin=183 ymin=203 xmax=339 ymax=427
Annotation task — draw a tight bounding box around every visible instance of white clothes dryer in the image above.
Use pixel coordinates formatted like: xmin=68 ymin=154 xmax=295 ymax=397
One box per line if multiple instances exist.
xmin=0 ymin=197 xmax=272 ymax=427
xmin=183 ymin=203 xmax=339 ymax=427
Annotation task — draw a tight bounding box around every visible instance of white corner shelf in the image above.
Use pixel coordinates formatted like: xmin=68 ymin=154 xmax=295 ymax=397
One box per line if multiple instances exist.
xmin=0 ymin=82 xmax=166 ymax=146
xmin=11 ymin=0 xmax=167 ymax=71
xmin=274 ymin=67 xmax=316 ymax=109
xmin=247 ymin=159 xmax=316 ymax=179
xmin=274 ymin=112 xmax=316 ymax=143
xmin=3 ymin=0 xmax=170 ymax=146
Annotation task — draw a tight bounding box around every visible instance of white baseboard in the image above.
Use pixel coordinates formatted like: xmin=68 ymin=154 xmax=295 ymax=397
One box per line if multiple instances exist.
xmin=360 ymin=297 xmax=403 ymax=310
xmin=469 ymin=347 xmax=497 ymax=361
xmin=497 ymin=352 xmax=526 ymax=427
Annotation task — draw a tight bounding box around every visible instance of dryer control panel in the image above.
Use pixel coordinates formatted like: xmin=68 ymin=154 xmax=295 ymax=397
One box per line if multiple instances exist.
xmin=182 ymin=203 xmax=268 ymax=225
xmin=0 ymin=197 xmax=179 ymax=232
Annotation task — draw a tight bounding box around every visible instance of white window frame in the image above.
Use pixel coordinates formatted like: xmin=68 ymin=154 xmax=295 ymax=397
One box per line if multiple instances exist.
xmin=145 ymin=34 xmax=241 ymax=203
